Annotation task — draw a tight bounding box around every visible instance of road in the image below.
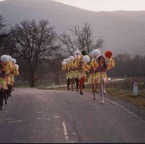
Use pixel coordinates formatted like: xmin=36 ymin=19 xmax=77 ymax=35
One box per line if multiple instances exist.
xmin=0 ymin=88 xmax=145 ymax=143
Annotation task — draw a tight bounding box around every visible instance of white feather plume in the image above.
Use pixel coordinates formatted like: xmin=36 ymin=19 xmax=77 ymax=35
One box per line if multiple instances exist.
xmin=12 ymin=58 xmax=17 ymax=64
xmin=83 ymin=55 xmax=90 ymax=63
xmin=66 ymin=58 xmax=70 ymax=64
xmin=7 ymin=55 xmax=12 ymax=61
xmin=1 ymin=55 xmax=9 ymax=63
xmin=69 ymin=56 xmax=74 ymax=61
xmin=15 ymin=64 xmax=19 ymax=69
xmin=91 ymin=49 xmax=101 ymax=58
xmin=62 ymin=61 xmax=66 ymax=65
xmin=74 ymin=55 xmax=81 ymax=59
xmin=63 ymin=59 xmax=67 ymax=62
xmin=74 ymin=50 xmax=81 ymax=55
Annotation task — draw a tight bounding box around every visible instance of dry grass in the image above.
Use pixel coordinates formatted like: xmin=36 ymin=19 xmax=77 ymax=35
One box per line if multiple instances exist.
xmin=106 ymin=88 xmax=145 ymax=108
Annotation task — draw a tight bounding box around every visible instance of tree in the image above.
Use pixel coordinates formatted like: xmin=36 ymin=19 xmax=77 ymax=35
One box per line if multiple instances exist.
xmin=0 ymin=15 xmax=6 ymax=31
xmin=48 ymin=54 xmax=65 ymax=85
xmin=4 ymin=19 xmax=60 ymax=87
xmin=0 ymin=15 xmax=8 ymax=52
xmin=59 ymin=23 xmax=104 ymax=55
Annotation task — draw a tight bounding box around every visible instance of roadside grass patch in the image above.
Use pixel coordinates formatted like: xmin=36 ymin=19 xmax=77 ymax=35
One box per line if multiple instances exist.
xmin=107 ymin=88 xmax=145 ymax=108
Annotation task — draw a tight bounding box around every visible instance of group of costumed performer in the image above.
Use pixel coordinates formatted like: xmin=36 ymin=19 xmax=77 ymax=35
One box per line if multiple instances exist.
xmin=0 ymin=54 xmax=19 ymax=110
xmin=61 ymin=49 xmax=115 ymax=104
xmin=61 ymin=50 xmax=89 ymax=95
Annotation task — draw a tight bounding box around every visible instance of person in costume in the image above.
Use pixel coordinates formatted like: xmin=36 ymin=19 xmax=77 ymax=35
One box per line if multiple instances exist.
xmin=77 ymin=54 xmax=90 ymax=95
xmin=61 ymin=59 xmax=70 ymax=91
xmin=81 ymin=50 xmax=88 ymax=89
xmin=0 ymin=63 xmax=6 ymax=110
xmin=3 ymin=55 xmax=15 ymax=98
xmin=96 ymin=51 xmax=115 ymax=104
xmin=10 ymin=58 xmax=17 ymax=91
xmin=0 ymin=55 xmax=9 ymax=108
xmin=68 ymin=56 xmax=75 ymax=91
xmin=14 ymin=64 xmax=19 ymax=76
xmin=88 ymin=49 xmax=101 ymax=99
xmin=73 ymin=50 xmax=82 ymax=91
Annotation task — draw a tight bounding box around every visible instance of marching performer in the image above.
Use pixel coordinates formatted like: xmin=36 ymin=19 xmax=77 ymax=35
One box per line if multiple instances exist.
xmin=77 ymin=54 xmax=90 ymax=95
xmin=61 ymin=59 xmax=70 ymax=91
xmin=73 ymin=50 xmax=82 ymax=91
xmin=81 ymin=50 xmax=88 ymax=89
xmin=88 ymin=49 xmax=101 ymax=99
xmin=0 ymin=55 xmax=10 ymax=106
xmin=96 ymin=50 xmax=115 ymax=104
xmin=69 ymin=56 xmax=75 ymax=91
xmin=0 ymin=63 xmax=7 ymax=110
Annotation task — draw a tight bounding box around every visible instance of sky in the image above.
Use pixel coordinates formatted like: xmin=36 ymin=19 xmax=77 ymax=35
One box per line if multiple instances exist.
xmin=0 ymin=0 xmax=145 ymax=11
xmin=53 ymin=0 xmax=145 ymax=11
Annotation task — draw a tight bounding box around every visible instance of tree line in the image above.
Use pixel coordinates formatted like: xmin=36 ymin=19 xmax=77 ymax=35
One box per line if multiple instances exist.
xmin=0 ymin=15 xmax=144 ymax=87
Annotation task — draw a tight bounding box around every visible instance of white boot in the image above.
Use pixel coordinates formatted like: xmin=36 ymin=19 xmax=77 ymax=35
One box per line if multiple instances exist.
xmin=100 ymin=95 xmax=105 ymax=104
xmin=103 ymin=89 xmax=106 ymax=95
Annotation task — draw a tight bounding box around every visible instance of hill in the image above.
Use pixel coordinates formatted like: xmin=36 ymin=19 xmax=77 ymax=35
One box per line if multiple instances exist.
xmin=0 ymin=0 xmax=145 ymax=56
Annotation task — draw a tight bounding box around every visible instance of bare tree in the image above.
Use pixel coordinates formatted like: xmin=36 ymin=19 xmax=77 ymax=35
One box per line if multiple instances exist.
xmin=59 ymin=23 xmax=104 ymax=55
xmin=0 ymin=15 xmax=5 ymax=31
xmin=4 ymin=19 xmax=60 ymax=87
xmin=48 ymin=54 xmax=65 ymax=85
xmin=0 ymin=15 xmax=8 ymax=51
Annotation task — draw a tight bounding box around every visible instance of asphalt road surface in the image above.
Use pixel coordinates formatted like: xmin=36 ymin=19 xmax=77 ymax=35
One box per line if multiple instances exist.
xmin=0 ymin=88 xmax=145 ymax=143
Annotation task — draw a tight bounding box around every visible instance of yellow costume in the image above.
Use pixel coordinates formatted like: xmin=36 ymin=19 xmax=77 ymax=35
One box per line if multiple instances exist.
xmin=96 ymin=58 xmax=115 ymax=83
xmin=88 ymin=58 xmax=97 ymax=84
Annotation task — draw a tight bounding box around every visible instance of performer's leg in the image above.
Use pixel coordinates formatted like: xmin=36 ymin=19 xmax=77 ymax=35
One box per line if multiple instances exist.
xmin=91 ymin=83 xmax=96 ymax=99
xmin=67 ymin=79 xmax=70 ymax=91
xmin=82 ymin=82 xmax=85 ymax=89
xmin=0 ymin=90 xmax=4 ymax=110
xmin=103 ymin=78 xmax=106 ymax=95
xmin=79 ymin=78 xmax=83 ymax=95
xmin=75 ymin=78 xmax=79 ymax=91
xmin=95 ymin=83 xmax=98 ymax=92
xmin=79 ymin=77 xmax=86 ymax=95
xmin=71 ymin=78 xmax=74 ymax=91
xmin=100 ymin=83 xmax=104 ymax=104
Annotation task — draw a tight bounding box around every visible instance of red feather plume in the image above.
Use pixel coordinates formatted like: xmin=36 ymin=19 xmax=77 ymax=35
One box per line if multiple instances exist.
xmin=105 ymin=51 xmax=112 ymax=58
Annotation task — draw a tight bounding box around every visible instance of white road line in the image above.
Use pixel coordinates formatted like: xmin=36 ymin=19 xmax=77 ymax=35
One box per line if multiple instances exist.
xmin=62 ymin=121 xmax=69 ymax=142
xmin=5 ymin=118 xmax=15 ymax=121
xmin=53 ymin=115 xmax=60 ymax=118
xmin=8 ymin=120 xmax=23 ymax=124
xmin=36 ymin=118 xmax=42 ymax=120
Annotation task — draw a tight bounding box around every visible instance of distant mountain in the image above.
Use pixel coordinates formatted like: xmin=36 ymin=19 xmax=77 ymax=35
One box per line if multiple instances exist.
xmin=0 ymin=0 xmax=145 ymax=56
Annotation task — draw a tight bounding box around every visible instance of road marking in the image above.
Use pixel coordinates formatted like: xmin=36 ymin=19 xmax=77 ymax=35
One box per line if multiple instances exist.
xmin=8 ymin=120 xmax=23 ymax=124
xmin=53 ymin=115 xmax=60 ymax=118
xmin=106 ymin=98 xmax=145 ymax=122
xmin=62 ymin=121 xmax=69 ymax=142
xmin=5 ymin=118 xmax=15 ymax=121
xmin=36 ymin=118 xmax=42 ymax=120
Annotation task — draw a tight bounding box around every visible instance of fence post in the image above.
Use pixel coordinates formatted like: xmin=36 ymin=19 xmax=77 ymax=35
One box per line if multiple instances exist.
xmin=133 ymin=82 xmax=138 ymax=96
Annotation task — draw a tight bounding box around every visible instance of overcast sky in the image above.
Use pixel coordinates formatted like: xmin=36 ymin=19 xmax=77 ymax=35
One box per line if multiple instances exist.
xmin=0 ymin=0 xmax=145 ymax=11
xmin=53 ymin=0 xmax=145 ymax=11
